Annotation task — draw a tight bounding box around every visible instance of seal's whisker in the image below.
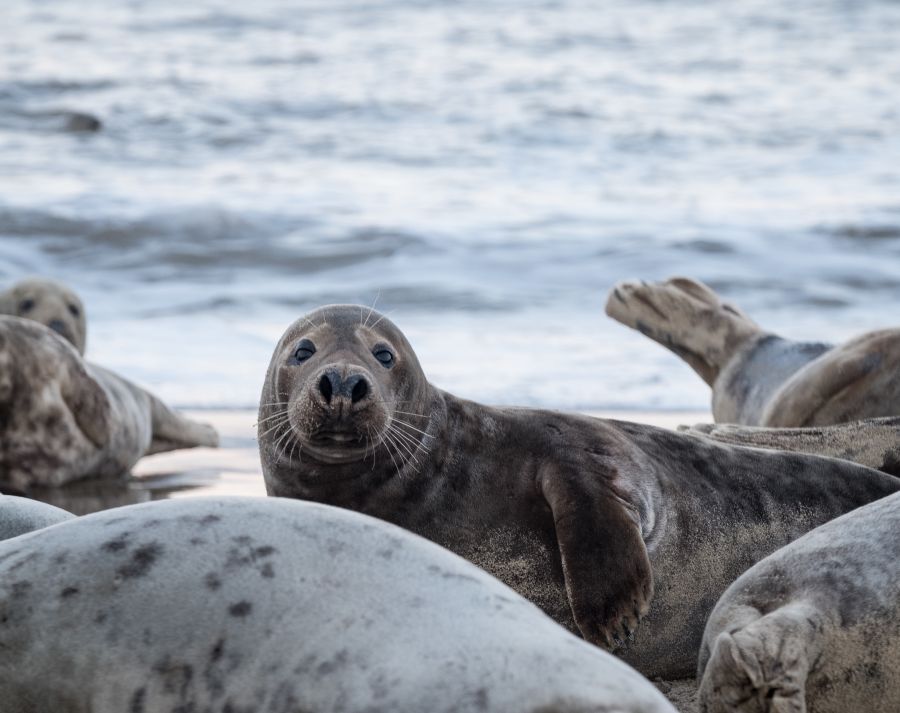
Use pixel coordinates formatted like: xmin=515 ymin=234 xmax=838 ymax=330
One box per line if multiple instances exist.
xmin=388 ymin=409 xmax=429 ymax=419
xmin=380 ymin=429 xmax=404 ymax=479
xmin=390 ymin=418 xmax=434 ymax=439
xmin=258 ymin=415 xmax=290 ymax=439
xmin=256 ymin=409 xmax=290 ymax=426
xmin=385 ymin=425 xmax=421 ymax=466
xmin=363 ymin=292 xmax=380 ymax=328
xmin=368 ymin=309 xmax=394 ymax=330
xmin=387 ymin=422 xmax=429 ymax=456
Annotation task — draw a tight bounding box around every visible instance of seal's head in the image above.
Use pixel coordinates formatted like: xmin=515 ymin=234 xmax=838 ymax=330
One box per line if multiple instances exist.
xmin=605 ymin=276 xmax=761 ymax=385
xmin=259 ymin=305 xmax=431 ymax=480
xmin=0 ymin=278 xmax=87 ymax=355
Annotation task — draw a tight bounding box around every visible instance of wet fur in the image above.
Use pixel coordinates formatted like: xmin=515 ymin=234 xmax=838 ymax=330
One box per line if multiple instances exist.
xmin=605 ymin=277 xmax=900 ymax=426
xmin=698 ymin=492 xmax=900 ymax=713
xmin=260 ymin=306 xmax=900 ymax=679
xmin=0 ymin=316 xmax=218 ymax=491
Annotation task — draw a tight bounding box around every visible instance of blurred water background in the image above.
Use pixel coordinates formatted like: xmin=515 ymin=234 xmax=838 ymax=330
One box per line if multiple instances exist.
xmin=2 ymin=0 xmax=899 ymax=412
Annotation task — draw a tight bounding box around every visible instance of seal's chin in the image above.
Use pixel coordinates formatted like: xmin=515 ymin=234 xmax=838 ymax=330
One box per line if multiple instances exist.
xmin=295 ymin=426 xmax=383 ymax=465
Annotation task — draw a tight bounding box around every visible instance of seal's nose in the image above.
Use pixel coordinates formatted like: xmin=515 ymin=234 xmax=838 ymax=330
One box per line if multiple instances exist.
xmin=48 ymin=319 xmax=69 ymax=337
xmin=317 ymin=369 xmax=371 ymax=407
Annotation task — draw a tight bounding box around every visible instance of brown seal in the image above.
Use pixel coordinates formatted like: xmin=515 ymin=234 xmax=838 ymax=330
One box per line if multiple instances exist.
xmin=0 ymin=316 xmax=218 ymax=492
xmin=605 ymin=277 xmax=900 ymax=426
xmin=259 ymin=305 xmax=900 ymax=679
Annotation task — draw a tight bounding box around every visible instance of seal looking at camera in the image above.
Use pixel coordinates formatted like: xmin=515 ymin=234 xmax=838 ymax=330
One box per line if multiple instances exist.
xmin=259 ymin=305 xmax=900 ymax=679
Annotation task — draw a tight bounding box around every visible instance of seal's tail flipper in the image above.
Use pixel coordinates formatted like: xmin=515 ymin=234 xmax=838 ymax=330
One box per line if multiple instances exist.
xmin=604 ymin=277 xmax=762 ymax=386
xmin=679 ymin=416 xmax=900 ymax=475
xmin=147 ymin=394 xmax=220 ymax=455
xmin=698 ymin=603 xmax=821 ymax=713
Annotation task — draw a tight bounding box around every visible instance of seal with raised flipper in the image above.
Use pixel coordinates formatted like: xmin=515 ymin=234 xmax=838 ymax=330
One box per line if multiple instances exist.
xmin=698 ymin=490 xmax=900 ymax=713
xmin=258 ymin=305 xmax=900 ymax=679
xmin=605 ymin=276 xmax=900 ymax=426
xmin=0 ymin=316 xmax=218 ymax=492
xmin=0 ymin=496 xmax=677 ymax=713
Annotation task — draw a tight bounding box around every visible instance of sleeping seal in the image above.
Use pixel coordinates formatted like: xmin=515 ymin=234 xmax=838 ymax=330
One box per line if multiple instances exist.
xmin=0 ymin=495 xmax=73 ymax=540
xmin=0 ymin=497 xmax=676 ymax=713
xmin=605 ymin=277 xmax=900 ymax=426
xmin=698 ymin=490 xmax=900 ymax=713
xmin=0 ymin=316 xmax=218 ymax=491
xmin=0 ymin=277 xmax=87 ymax=354
xmin=680 ymin=416 xmax=900 ymax=475
xmin=258 ymin=305 xmax=900 ymax=678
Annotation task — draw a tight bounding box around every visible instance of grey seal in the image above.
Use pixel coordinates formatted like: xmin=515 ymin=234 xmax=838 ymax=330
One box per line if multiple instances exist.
xmin=0 ymin=496 xmax=677 ymax=713
xmin=697 ymin=490 xmax=900 ymax=713
xmin=605 ymin=277 xmax=900 ymax=426
xmin=680 ymin=416 xmax=900 ymax=475
xmin=0 ymin=316 xmax=218 ymax=491
xmin=258 ymin=305 xmax=900 ymax=678
xmin=0 ymin=277 xmax=87 ymax=354
xmin=0 ymin=495 xmax=73 ymax=540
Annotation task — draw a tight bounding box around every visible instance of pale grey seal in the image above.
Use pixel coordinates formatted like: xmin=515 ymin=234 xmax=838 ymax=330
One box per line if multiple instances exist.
xmin=0 ymin=316 xmax=218 ymax=491
xmin=0 ymin=496 xmax=677 ymax=713
xmin=0 ymin=277 xmax=87 ymax=354
xmin=258 ymin=305 xmax=900 ymax=679
xmin=697 ymin=490 xmax=900 ymax=713
xmin=0 ymin=494 xmax=73 ymax=540
xmin=605 ymin=277 xmax=900 ymax=426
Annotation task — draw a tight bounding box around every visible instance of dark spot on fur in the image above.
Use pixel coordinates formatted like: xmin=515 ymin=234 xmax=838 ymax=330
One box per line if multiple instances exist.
xmin=11 ymin=580 xmax=32 ymax=599
xmin=60 ymin=586 xmax=79 ymax=598
xmin=102 ymin=533 xmax=131 ymax=553
xmin=205 ymin=573 xmax=222 ymax=590
xmin=199 ymin=514 xmax=221 ymax=526
xmin=116 ymin=543 xmax=163 ymax=579
xmin=228 ymin=601 xmax=253 ymax=617
xmin=254 ymin=545 xmax=276 ymax=557
xmin=260 ymin=562 xmax=275 ymax=578
xmin=316 ymin=650 xmax=349 ymax=675
xmin=129 ymin=686 xmax=146 ymax=713
xmin=210 ymin=638 xmax=225 ymax=662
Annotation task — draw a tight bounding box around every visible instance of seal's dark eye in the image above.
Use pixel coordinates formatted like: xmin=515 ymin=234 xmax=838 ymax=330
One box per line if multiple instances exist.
xmin=68 ymin=304 xmax=80 ymax=318
xmin=291 ymin=339 xmax=316 ymax=364
xmin=18 ymin=299 xmax=34 ymax=313
xmin=373 ymin=348 xmax=394 ymax=368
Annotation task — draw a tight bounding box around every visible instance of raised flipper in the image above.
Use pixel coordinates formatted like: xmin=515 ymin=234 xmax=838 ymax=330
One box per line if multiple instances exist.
xmin=540 ymin=466 xmax=653 ymax=650
xmin=147 ymin=393 xmax=219 ymax=455
xmin=761 ymin=330 xmax=900 ymax=427
xmin=679 ymin=417 xmax=900 ymax=475
xmin=605 ymin=277 xmax=762 ymax=386
xmin=699 ymin=602 xmax=823 ymax=713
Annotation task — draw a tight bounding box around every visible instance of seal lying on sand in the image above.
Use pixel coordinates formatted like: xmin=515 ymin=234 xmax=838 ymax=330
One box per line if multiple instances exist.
xmin=259 ymin=305 xmax=900 ymax=679
xmin=0 ymin=316 xmax=217 ymax=491
xmin=698 ymin=490 xmax=900 ymax=713
xmin=0 ymin=495 xmax=73 ymax=540
xmin=0 ymin=497 xmax=677 ymax=713
xmin=0 ymin=277 xmax=87 ymax=354
xmin=605 ymin=277 xmax=900 ymax=426
xmin=680 ymin=416 xmax=900 ymax=475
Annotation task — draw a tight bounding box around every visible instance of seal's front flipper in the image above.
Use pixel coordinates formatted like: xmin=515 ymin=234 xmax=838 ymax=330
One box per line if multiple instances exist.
xmin=147 ymin=393 xmax=219 ymax=455
xmin=541 ymin=468 xmax=653 ymax=650
xmin=698 ymin=603 xmax=821 ymax=713
xmin=62 ymin=361 xmax=111 ymax=449
xmin=679 ymin=417 xmax=900 ymax=474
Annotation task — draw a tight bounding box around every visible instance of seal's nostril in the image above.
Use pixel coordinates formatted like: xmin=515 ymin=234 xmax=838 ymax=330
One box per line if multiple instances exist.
xmin=319 ymin=374 xmax=333 ymax=403
xmin=350 ymin=378 xmax=368 ymax=404
xmin=48 ymin=319 xmax=67 ymax=335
